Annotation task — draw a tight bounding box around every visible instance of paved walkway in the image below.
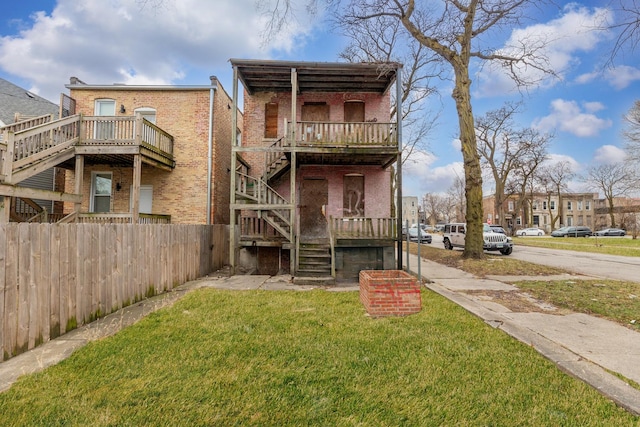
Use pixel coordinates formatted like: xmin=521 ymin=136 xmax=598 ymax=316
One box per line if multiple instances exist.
xmin=0 ymin=260 xmax=639 ymax=416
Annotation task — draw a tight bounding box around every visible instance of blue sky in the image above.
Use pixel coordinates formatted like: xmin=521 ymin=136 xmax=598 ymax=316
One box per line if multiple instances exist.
xmin=1 ymin=1 xmax=638 ymax=198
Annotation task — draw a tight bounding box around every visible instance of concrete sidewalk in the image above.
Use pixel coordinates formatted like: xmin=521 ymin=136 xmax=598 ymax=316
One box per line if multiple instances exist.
xmin=405 ymin=252 xmax=640 ymax=416
xmin=0 ymin=260 xmax=639 ymax=416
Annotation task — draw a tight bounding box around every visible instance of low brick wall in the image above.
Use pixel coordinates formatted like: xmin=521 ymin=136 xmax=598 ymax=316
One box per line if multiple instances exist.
xmin=359 ymin=270 xmax=421 ymax=317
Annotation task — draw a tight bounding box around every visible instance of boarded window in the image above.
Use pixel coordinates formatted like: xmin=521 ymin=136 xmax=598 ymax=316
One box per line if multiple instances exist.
xmin=344 ymin=101 xmax=364 ymax=123
xmin=265 ymin=102 xmax=278 ymax=138
xmin=301 ymin=103 xmax=329 ymax=122
xmin=343 ymin=174 xmax=364 ymax=217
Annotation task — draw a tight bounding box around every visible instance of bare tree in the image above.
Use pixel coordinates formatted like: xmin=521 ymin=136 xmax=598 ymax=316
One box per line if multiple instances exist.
xmin=476 ymin=103 xmax=550 ymax=230
xmin=262 ymin=0 xmax=556 ymax=258
xmin=422 ymin=192 xmax=449 ymax=225
xmin=623 ymin=100 xmax=640 ymax=164
xmin=584 ymin=163 xmax=638 ymax=227
xmin=609 ymin=0 xmax=640 ymax=60
xmin=537 ymin=161 xmax=575 ymax=229
xmin=339 ymin=17 xmax=441 ymax=163
xmin=446 ymin=173 xmax=466 ymax=223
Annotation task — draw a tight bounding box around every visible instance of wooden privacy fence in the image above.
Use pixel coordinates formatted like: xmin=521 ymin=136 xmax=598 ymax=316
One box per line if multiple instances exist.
xmin=0 ymin=223 xmax=230 ymax=361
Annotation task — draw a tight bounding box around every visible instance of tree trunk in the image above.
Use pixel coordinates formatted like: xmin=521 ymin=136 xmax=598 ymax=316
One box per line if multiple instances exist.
xmin=452 ymin=66 xmax=484 ymax=258
xmin=608 ymin=197 xmax=616 ymax=227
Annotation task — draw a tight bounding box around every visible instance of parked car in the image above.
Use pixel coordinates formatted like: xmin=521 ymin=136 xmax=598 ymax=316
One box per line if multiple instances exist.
xmin=408 ymin=225 xmax=432 ymax=243
xmin=551 ymin=226 xmax=592 ymax=237
xmin=490 ymin=225 xmax=507 ymax=235
xmin=442 ymin=223 xmax=513 ymax=255
xmin=593 ymin=228 xmax=626 ymax=236
xmin=515 ymin=227 xmax=545 ymax=236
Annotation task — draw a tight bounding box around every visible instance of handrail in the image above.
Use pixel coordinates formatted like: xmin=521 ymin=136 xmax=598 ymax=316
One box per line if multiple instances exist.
xmin=235 ymin=171 xmax=289 ymax=206
xmin=329 ymin=217 xmax=397 ymax=239
xmin=288 ymin=121 xmax=397 ymax=146
xmin=264 ymin=136 xmax=286 ymax=178
xmin=328 ymin=215 xmax=336 ymax=278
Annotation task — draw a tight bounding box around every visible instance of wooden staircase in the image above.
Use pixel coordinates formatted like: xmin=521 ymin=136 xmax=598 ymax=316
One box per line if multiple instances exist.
xmin=297 ymin=240 xmax=332 ymax=276
xmin=235 ymin=171 xmax=292 ymax=242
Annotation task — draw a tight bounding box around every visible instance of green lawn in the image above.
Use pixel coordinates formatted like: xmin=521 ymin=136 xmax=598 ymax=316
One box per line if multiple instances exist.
xmin=0 ymin=289 xmax=636 ymax=426
xmin=513 ymin=236 xmax=640 ymax=256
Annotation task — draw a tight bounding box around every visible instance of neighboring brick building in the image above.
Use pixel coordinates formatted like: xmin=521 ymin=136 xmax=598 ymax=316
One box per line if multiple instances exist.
xmin=230 ymin=59 xmax=403 ymax=280
xmin=60 ymin=77 xmax=240 ymax=224
xmin=483 ymin=192 xmax=598 ymax=234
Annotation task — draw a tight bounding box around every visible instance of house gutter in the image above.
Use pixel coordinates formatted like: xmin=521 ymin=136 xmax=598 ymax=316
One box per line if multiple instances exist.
xmin=207 ymin=76 xmax=217 ymax=225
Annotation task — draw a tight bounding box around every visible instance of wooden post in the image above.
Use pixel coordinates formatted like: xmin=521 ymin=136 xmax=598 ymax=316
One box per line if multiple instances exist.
xmin=230 ymin=65 xmax=239 ymax=274
xmin=132 ymin=154 xmax=141 ymax=224
xmin=74 ymin=155 xmax=84 ymax=220
xmin=290 ymin=67 xmax=298 ymax=275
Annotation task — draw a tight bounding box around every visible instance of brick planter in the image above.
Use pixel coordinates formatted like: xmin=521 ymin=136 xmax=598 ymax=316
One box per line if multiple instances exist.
xmin=359 ymin=270 xmax=421 ymax=317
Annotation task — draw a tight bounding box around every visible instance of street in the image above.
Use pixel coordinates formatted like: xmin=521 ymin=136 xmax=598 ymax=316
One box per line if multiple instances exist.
xmin=423 ymin=234 xmax=640 ymax=282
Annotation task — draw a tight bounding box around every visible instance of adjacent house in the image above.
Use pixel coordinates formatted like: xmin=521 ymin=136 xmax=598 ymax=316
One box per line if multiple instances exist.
xmin=402 ymin=196 xmax=420 ymax=228
xmin=483 ymin=192 xmax=598 ymax=233
xmin=0 ymin=76 xmax=240 ymax=225
xmin=229 ymin=59 xmax=404 ymax=281
xmin=0 ymin=77 xmax=63 ymax=221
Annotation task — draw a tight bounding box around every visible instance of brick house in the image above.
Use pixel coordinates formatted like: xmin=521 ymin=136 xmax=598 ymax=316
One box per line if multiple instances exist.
xmin=0 ymin=76 xmax=240 ymax=225
xmin=229 ymin=59 xmax=403 ymax=281
xmin=483 ymin=192 xmax=598 ymax=234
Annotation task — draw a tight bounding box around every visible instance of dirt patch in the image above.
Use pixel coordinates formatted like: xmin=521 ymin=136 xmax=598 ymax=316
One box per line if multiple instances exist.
xmin=464 ymin=289 xmax=572 ymax=314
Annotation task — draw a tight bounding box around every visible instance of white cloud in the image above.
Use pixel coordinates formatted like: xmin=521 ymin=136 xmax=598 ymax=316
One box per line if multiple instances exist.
xmin=532 ymin=98 xmax=612 ymax=137
xmin=604 ymin=65 xmax=640 ymax=89
xmin=593 ymin=144 xmax=627 ymax=164
xmin=475 ymin=4 xmax=612 ymax=97
xmin=402 ymin=150 xmax=464 ymax=196
xmin=0 ymin=0 xmax=317 ymax=101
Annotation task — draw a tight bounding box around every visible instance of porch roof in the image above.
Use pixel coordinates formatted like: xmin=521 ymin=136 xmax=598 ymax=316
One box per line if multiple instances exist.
xmin=230 ymin=59 xmax=401 ymax=95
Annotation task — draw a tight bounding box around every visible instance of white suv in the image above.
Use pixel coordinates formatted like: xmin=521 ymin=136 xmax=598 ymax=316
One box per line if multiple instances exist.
xmin=443 ymin=223 xmax=513 ymax=255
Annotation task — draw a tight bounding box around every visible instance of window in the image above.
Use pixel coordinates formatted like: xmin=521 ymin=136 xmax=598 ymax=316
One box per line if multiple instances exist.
xmin=550 ymin=201 xmax=556 ymax=210
xmin=264 ymin=102 xmax=278 ymax=138
xmin=543 ymin=201 xmax=547 ymax=210
xmin=567 ymin=216 xmax=573 ymax=226
xmin=516 ymin=217 xmax=521 ymax=225
xmin=508 ymin=201 xmax=514 ymax=211
xmin=577 ymin=200 xmax=583 ymax=211
xmin=134 ymin=107 xmax=156 ymax=124
xmin=90 ymin=172 xmax=112 ymax=213
xmin=532 ymin=200 xmax=538 ymax=210
xmin=567 ymin=201 xmax=573 ymax=210
xmin=95 ymin=99 xmax=116 ymax=139
xmin=586 ymin=200 xmax=591 ymax=210
xmin=343 ymin=174 xmax=364 ymax=217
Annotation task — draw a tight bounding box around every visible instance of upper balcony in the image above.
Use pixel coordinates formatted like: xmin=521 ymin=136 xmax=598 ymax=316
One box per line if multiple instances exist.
xmin=2 ymin=114 xmax=175 ymax=186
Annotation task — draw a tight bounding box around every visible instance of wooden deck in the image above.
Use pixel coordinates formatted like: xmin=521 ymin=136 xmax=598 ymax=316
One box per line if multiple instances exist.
xmin=1 ymin=114 xmax=175 ymax=186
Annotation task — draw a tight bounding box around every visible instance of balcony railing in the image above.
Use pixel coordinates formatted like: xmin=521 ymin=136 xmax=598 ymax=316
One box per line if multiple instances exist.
xmin=329 ymin=216 xmax=397 ymax=240
xmin=286 ymin=121 xmax=397 ymax=147
xmin=81 ymin=116 xmax=174 ymax=157
xmin=76 ymin=213 xmax=171 ymax=224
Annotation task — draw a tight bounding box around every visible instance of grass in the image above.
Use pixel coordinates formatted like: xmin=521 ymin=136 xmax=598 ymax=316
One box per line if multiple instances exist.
xmin=513 ymin=236 xmax=640 ymax=257
xmin=0 ymin=289 xmax=636 ymax=426
xmin=513 ymin=279 xmax=640 ymax=331
xmin=405 ymin=242 xmax=566 ymax=277
xmin=408 ymin=242 xmax=640 ymax=331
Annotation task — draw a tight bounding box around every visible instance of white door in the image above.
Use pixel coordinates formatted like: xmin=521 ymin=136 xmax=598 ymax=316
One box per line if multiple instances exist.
xmin=131 ymin=185 xmax=153 ymax=214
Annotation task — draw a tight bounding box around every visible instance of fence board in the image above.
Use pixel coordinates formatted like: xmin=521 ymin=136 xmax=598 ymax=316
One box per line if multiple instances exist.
xmin=0 ymin=225 xmax=5 ymax=359
xmin=0 ymin=223 xmax=229 ymax=361
xmin=50 ymin=224 xmax=60 ymax=339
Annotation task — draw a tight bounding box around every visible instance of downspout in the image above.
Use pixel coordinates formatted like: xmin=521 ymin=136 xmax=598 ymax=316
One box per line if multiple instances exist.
xmin=396 ymin=64 xmax=403 ymax=270
xmin=207 ymin=76 xmax=217 ymax=225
